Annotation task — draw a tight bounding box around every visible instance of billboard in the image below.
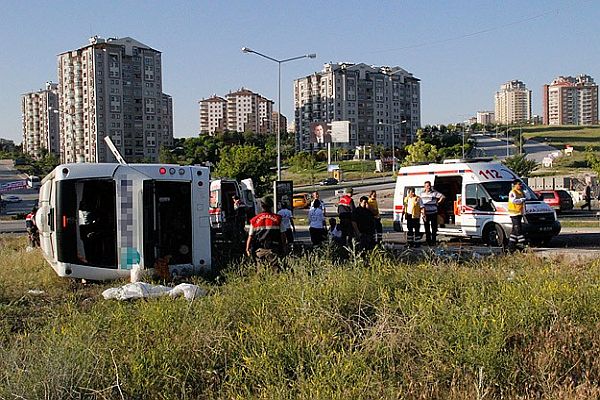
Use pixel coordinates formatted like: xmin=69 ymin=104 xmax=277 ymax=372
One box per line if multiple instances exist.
xmin=309 ymin=121 xmax=350 ymax=144
xmin=274 ymin=180 xmax=293 ymax=213
xmin=330 ymin=121 xmax=350 ymax=143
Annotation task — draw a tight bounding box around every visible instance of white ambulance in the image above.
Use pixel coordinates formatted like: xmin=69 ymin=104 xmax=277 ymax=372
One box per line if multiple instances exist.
xmin=393 ymin=160 xmax=561 ymax=246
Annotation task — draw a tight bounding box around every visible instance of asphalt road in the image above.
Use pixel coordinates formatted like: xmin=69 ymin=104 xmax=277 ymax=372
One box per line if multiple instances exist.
xmin=472 ymin=133 xmax=559 ymax=163
xmin=0 ymin=160 xmax=39 ymax=216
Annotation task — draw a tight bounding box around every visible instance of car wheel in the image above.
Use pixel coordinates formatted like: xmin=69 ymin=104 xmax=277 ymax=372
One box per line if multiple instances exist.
xmin=483 ymin=223 xmax=506 ymax=247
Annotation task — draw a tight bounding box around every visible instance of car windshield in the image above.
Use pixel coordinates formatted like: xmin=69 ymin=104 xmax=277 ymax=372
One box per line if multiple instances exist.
xmin=481 ymin=181 xmax=537 ymax=202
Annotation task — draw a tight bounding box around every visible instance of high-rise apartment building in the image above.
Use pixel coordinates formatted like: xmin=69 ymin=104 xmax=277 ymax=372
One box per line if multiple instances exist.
xmin=271 ymin=112 xmax=287 ymax=135
xmin=199 ymin=88 xmax=273 ymax=135
xmin=494 ymin=80 xmax=531 ymax=125
xmin=161 ymin=93 xmax=174 ymax=148
xmin=293 ymin=63 xmax=420 ymax=150
xmin=542 ymin=75 xmax=598 ymax=125
xmin=21 ymin=82 xmax=60 ymax=159
xmin=476 ymin=111 xmax=495 ymax=125
xmin=57 ymin=36 xmax=173 ymax=163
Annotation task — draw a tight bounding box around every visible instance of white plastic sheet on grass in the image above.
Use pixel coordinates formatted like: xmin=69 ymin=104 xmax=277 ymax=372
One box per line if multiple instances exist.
xmin=102 ymin=282 xmax=207 ymax=301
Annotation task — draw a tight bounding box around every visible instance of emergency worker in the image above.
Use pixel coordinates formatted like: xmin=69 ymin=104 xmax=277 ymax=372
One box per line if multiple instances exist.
xmin=337 ymin=187 xmax=358 ymax=245
xmin=246 ymin=197 xmax=285 ymax=264
xmin=403 ymin=188 xmax=424 ymax=248
xmin=507 ymin=180 xmax=526 ymax=252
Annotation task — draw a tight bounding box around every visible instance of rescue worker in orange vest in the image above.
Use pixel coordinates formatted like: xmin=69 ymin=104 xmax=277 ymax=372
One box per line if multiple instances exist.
xmin=246 ymin=197 xmax=286 ymax=265
xmin=507 ymin=180 xmax=526 ymax=252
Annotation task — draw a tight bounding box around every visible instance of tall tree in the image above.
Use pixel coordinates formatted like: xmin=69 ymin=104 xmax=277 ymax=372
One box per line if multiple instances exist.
xmin=214 ymin=145 xmax=274 ymax=196
xmin=502 ymin=154 xmax=538 ymax=177
xmin=403 ymin=130 xmax=439 ymax=165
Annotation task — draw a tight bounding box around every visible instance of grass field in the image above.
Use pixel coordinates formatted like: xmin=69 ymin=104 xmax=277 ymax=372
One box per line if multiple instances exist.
xmin=1 ymin=236 xmax=600 ymax=399
xmin=522 ymin=125 xmax=600 ymax=169
xmin=283 ymin=159 xmax=386 ymax=186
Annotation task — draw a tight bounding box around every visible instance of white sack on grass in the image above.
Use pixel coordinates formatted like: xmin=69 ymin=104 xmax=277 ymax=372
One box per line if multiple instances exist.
xmin=102 ymin=282 xmax=206 ymax=301
xmin=169 ymin=283 xmax=207 ymax=301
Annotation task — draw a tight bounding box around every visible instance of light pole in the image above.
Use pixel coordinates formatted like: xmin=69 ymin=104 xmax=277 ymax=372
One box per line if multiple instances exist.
xmin=241 ymin=47 xmax=316 ymax=181
xmin=378 ymin=120 xmax=407 ymax=174
xmin=49 ymin=107 xmax=75 ymax=163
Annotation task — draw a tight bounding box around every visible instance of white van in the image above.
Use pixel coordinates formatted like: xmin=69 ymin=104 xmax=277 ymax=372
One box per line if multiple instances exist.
xmin=37 ymin=163 xmax=212 ymax=281
xmin=393 ymin=160 xmax=561 ymax=246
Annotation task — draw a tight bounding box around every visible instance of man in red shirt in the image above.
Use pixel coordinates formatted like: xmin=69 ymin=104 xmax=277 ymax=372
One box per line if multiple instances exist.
xmin=246 ymin=197 xmax=286 ymax=264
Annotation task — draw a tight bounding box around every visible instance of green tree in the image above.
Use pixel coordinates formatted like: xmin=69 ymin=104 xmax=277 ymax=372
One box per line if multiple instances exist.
xmin=403 ymin=130 xmax=439 ymax=165
xmin=214 ymin=145 xmax=274 ymax=196
xmin=502 ymin=154 xmax=538 ymax=177
xmin=585 ymin=146 xmax=600 ymax=176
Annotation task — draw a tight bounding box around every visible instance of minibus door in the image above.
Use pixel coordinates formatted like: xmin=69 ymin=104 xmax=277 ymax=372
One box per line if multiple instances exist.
xmin=143 ymin=180 xmax=193 ymax=269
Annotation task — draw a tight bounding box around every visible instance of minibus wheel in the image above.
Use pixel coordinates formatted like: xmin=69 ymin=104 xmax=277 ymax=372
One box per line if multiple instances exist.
xmin=483 ymin=223 xmax=506 ymax=247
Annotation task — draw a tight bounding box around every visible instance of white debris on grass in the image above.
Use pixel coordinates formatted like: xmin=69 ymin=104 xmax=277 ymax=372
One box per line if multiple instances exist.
xmin=102 ymin=282 xmax=207 ymax=301
xmin=27 ymin=289 xmax=45 ymax=296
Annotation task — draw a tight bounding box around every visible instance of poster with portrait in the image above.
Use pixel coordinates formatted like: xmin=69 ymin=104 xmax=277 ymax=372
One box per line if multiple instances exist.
xmin=309 ymin=122 xmax=331 ymax=144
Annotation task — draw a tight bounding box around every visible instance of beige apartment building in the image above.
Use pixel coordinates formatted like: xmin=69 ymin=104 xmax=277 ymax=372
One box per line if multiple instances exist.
xmin=199 ymin=88 xmax=273 ymax=135
xmin=271 ymin=112 xmax=287 ymax=135
xmin=57 ymin=36 xmax=174 ymax=163
xmin=494 ymin=80 xmax=531 ymax=125
xmin=21 ymin=82 xmax=60 ymax=159
xmin=542 ymin=75 xmax=598 ymax=125
xmin=294 ymin=63 xmax=421 ymax=150
xmin=476 ymin=111 xmax=495 ymax=125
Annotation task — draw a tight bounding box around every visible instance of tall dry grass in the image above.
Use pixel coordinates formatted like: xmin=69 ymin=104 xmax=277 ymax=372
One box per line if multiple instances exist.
xmin=0 ymin=236 xmax=599 ymax=399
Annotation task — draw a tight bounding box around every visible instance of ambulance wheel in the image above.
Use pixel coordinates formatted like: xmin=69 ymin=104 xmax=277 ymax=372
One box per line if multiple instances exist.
xmin=483 ymin=223 xmax=506 ymax=247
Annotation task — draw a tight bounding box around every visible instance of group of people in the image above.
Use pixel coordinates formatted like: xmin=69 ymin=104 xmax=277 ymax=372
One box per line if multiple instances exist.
xmin=401 ymin=181 xmax=446 ymax=248
xmin=244 ymin=189 xmax=386 ymax=263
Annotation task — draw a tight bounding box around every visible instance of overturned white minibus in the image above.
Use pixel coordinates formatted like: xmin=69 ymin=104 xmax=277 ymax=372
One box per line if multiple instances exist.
xmin=36 ymin=163 xmax=211 ymax=280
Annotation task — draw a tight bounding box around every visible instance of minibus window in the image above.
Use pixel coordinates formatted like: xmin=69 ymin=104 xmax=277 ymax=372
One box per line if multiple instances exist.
xmin=56 ymin=180 xmax=117 ymax=268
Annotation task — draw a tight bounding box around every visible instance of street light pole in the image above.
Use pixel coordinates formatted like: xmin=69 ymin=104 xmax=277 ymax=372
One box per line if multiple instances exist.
xmin=241 ymin=47 xmax=316 ymax=181
xmin=379 ymin=120 xmax=406 ymax=174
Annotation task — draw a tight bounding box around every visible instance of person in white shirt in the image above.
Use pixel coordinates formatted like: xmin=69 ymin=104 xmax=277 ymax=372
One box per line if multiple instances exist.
xmin=277 ymin=204 xmax=295 ymax=247
xmin=420 ymin=180 xmax=445 ymax=245
xmin=308 ymin=199 xmax=326 ymax=245
xmin=311 ymin=190 xmax=326 ymax=215
xmin=328 ymin=217 xmax=343 ymax=244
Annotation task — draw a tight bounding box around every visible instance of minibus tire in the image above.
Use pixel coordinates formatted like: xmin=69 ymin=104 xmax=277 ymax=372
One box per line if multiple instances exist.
xmin=483 ymin=223 xmax=506 ymax=247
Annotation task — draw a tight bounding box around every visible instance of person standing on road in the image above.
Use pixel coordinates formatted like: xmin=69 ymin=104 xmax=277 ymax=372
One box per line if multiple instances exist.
xmin=311 ymin=191 xmax=326 ymax=215
xmin=581 ymin=184 xmax=592 ymax=211
xmin=421 ymin=181 xmax=445 ymax=245
xmin=507 ymin=180 xmax=526 ymax=252
xmin=353 ymin=196 xmax=376 ymax=250
xmin=308 ymin=199 xmax=326 ymax=246
xmin=367 ymin=190 xmax=383 ymax=243
xmin=403 ymin=188 xmax=424 ymax=248
xmin=337 ymin=187 xmax=358 ymax=245
xmin=25 ymin=206 xmax=39 ymax=248
xmin=246 ymin=198 xmax=285 ymax=265
xmin=277 ymin=203 xmax=295 ymax=250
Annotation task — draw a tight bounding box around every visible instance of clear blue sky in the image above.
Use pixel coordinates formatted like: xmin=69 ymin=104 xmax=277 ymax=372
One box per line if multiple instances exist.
xmin=2 ymin=0 xmax=599 ymax=143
